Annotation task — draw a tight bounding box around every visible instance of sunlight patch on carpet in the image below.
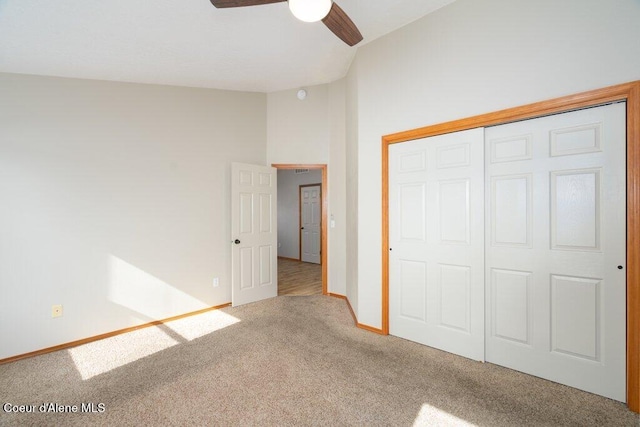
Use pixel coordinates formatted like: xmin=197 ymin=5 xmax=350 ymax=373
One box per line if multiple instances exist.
xmin=163 ymin=309 xmax=240 ymax=341
xmin=68 ymin=327 xmax=180 ymax=380
xmin=68 ymin=310 xmax=240 ymax=380
xmin=413 ymin=403 xmax=476 ymax=427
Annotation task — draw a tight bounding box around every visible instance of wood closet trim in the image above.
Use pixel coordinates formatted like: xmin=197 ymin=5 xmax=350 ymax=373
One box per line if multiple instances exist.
xmin=380 ymin=81 xmax=640 ymax=413
xmin=272 ymin=164 xmax=328 ymax=295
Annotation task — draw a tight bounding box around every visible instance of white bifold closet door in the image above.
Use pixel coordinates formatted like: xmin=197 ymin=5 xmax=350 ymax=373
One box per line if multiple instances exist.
xmin=485 ymin=102 xmax=626 ymax=402
xmin=389 ymin=128 xmax=485 ymax=361
xmin=389 ymin=103 xmax=626 ymax=401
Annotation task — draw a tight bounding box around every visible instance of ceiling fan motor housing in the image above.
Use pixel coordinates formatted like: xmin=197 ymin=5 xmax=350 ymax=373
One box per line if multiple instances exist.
xmin=209 ymin=0 xmax=362 ymax=46
xmin=288 ymin=0 xmax=332 ymax=22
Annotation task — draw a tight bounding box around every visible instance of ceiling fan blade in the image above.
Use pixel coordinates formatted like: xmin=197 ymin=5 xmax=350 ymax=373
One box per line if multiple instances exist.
xmin=210 ymin=0 xmax=285 ymax=8
xmin=322 ymin=2 xmax=363 ymax=47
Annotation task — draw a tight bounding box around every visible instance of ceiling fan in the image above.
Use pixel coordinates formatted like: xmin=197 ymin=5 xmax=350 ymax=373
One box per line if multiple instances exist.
xmin=209 ymin=0 xmax=363 ymax=46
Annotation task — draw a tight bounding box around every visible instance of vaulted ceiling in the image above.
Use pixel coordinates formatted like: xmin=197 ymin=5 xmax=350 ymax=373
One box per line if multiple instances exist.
xmin=0 ymin=0 xmax=454 ymax=92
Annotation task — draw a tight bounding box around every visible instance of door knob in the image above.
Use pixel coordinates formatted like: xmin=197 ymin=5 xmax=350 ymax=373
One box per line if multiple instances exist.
xmin=234 ymin=239 xmax=241 ymax=245
xmin=618 ymin=265 xmax=623 ymax=270
xmin=301 ymin=227 xmax=305 ymax=230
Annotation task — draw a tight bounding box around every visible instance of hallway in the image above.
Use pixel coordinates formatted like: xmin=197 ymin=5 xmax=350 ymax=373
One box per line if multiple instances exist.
xmin=277 ymin=258 xmax=322 ymax=296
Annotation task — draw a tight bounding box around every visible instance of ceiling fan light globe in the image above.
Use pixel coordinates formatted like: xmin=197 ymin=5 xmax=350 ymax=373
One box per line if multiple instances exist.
xmin=288 ymin=0 xmax=332 ymax=23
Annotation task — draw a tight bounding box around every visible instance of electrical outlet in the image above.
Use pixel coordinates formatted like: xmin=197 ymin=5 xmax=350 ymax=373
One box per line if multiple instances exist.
xmin=213 ymin=277 xmax=219 ymax=288
xmin=52 ymin=305 xmax=63 ymax=318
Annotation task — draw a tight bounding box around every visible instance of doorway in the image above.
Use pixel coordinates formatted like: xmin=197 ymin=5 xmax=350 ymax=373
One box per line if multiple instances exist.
xmin=273 ymin=164 xmax=328 ymax=296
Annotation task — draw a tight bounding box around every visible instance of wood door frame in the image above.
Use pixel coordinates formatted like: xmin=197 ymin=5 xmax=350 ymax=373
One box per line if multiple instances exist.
xmin=273 ymin=164 xmax=328 ymax=295
xmin=299 ymin=183 xmax=322 ymax=264
xmin=381 ymin=81 xmax=640 ymax=412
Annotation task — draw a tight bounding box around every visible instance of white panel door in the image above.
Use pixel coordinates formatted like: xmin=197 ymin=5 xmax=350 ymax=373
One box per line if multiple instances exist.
xmin=231 ymin=163 xmax=277 ymax=307
xmin=300 ymin=184 xmax=321 ymax=264
xmin=389 ymin=128 xmax=485 ymax=361
xmin=485 ymin=103 xmax=626 ymax=401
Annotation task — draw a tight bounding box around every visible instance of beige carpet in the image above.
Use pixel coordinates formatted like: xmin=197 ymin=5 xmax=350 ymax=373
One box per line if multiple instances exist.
xmin=0 ymin=296 xmax=637 ymax=426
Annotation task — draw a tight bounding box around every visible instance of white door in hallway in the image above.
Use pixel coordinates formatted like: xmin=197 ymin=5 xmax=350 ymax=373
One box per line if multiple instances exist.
xmin=231 ymin=163 xmax=278 ymax=306
xmin=300 ymin=184 xmax=321 ymax=264
xmin=389 ymin=128 xmax=485 ymax=361
xmin=484 ymin=103 xmax=626 ymax=401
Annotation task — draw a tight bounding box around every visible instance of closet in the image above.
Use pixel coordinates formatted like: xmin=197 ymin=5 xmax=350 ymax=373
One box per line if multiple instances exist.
xmin=388 ymin=103 xmax=626 ymax=401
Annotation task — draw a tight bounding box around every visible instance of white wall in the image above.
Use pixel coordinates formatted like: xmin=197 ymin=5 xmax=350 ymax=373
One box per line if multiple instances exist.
xmin=351 ymin=0 xmax=640 ymax=328
xmin=277 ymin=169 xmax=323 ymax=259
xmin=267 ymin=82 xmax=347 ymax=295
xmin=345 ymin=60 xmax=359 ymax=309
xmin=0 ymin=73 xmax=266 ymax=359
xmin=267 ymin=85 xmax=329 ymax=165
xmin=328 ymin=79 xmax=347 ymax=297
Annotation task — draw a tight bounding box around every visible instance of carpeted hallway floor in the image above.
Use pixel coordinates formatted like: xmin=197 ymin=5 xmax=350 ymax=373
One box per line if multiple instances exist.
xmin=0 ymin=296 xmax=637 ymax=426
